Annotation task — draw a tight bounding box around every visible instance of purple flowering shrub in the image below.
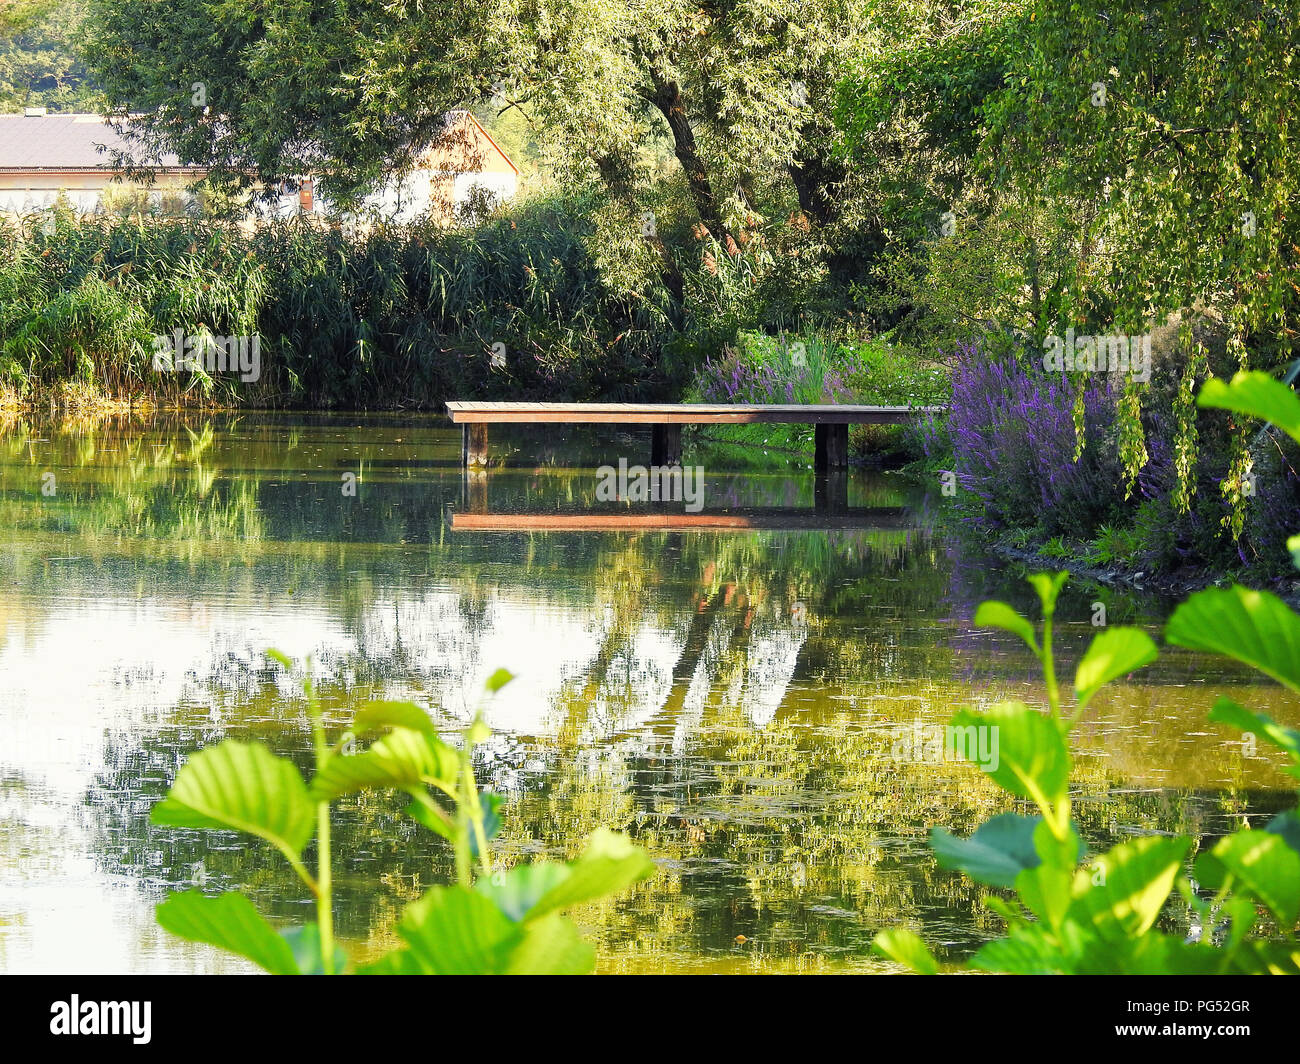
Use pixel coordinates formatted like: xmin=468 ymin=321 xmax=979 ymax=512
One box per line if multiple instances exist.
xmin=688 ymin=331 xmax=857 ymax=405
xmin=931 ymin=339 xmax=1126 ymax=535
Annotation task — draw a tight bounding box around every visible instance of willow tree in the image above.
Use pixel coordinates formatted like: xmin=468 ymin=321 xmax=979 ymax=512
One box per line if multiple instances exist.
xmin=832 ymin=1 xmax=1031 ymax=338
xmin=978 ymin=1 xmax=1300 ymax=510
xmin=0 ymin=0 xmax=58 ymax=34
xmin=82 ymin=0 xmax=897 ymax=326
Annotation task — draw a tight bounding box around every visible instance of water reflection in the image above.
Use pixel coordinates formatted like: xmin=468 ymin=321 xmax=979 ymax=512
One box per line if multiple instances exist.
xmin=0 ymin=412 xmax=1295 ymax=972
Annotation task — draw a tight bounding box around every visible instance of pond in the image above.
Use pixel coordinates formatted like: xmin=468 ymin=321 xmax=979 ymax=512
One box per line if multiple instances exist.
xmin=0 ymin=412 xmax=1294 ymax=973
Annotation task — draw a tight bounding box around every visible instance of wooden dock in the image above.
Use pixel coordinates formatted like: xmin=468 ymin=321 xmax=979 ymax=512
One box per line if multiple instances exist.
xmin=445 ymin=402 xmax=941 ymax=470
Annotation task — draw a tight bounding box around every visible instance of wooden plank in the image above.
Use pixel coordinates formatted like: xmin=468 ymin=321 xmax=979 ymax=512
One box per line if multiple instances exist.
xmin=446 ymin=401 xmax=941 ymax=425
xmin=450 ymin=508 xmax=910 ymax=532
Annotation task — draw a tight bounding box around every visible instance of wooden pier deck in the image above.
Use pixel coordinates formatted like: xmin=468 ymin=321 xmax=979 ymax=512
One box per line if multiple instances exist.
xmin=445 ymin=402 xmax=941 ymax=469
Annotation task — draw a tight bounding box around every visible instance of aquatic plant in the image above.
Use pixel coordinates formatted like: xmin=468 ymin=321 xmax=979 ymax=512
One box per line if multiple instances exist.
xmin=151 ymin=659 xmax=654 ymax=973
xmin=876 ymin=371 xmax=1300 ymax=974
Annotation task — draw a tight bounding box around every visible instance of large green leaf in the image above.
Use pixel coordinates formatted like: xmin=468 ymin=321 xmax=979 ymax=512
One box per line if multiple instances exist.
xmin=1067 ymin=835 xmax=1190 ymax=942
xmin=1266 ymin=810 xmax=1300 ymax=856
xmin=1208 ymin=697 xmax=1300 ymax=779
xmin=871 ymin=928 xmax=939 ymax=974
xmin=350 ymin=700 xmax=436 ymax=737
xmin=152 ymin=740 xmax=316 ymax=858
xmin=402 ymin=792 xmax=456 ymax=842
xmin=930 ymin=813 xmax=1041 ymax=888
xmin=1074 ymin=627 xmax=1158 ymax=709
xmin=504 ymin=914 xmax=596 ymax=974
xmin=156 ymin=890 xmax=299 ymax=975
xmin=1067 ymin=930 xmax=1224 ymax=976
xmin=1166 ymin=585 xmax=1300 ymax=692
xmin=280 ymin=924 xmax=349 ymax=976
xmin=973 ymin=600 xmax=1038 ymax=653
xmin=1198 ymin=371 xmax=1300 ymax=446
xmin=368 ymin=886 xmax=523 ymax=974
xmin=522 ymin=829 xmax=655 ymax=920
xmin=951 ymin=702 xmax=1069 ymax=803
xmin=1232 ymin=940 xmax=1300 ymax=975
xmin=1195 ymin=830 xmax=1300 ymax=927
xmin=310 ymin=727 xmax=460 ymax=801
xmin=367 ymin=885 xmax=600 ymax=975
xmin=1014 ymin=821 xmax=1084 ymax=930
xmin=476 ymin=862 xmax=572 ymax=922
xmin=969 ymin=924 xmax=1065 ymax=974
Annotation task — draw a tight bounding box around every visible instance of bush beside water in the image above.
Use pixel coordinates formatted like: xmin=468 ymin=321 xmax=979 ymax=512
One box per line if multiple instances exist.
xmin=0 ymin=197 xmax=676 ymax=409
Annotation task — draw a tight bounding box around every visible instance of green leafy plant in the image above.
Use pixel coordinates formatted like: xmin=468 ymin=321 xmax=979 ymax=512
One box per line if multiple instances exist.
xmin=873 ymin=370 xmax=1300 ymax=973
xmin=152 ymin=655 xmax=654 ymax=974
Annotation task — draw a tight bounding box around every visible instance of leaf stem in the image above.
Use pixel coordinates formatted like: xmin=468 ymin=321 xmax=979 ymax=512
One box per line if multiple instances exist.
xmin=303 ymin=658 xmax=336 ymax=975
xmin=1040 ymin=606 xmax=1062 ymax=724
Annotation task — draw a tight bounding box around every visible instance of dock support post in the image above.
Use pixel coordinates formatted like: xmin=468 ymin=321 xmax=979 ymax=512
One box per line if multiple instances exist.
xmin=463 ymin=424 xmax=489 ymax=468
xmin=651 ymin=424 xmax=682 ymax=466
xmin=463 ymin=470 xmax=488 ymax=514
xmin=815 ymin=471 xmax=848 ymax=513
xmin=814 ymin=423 xmax=848 ymax=472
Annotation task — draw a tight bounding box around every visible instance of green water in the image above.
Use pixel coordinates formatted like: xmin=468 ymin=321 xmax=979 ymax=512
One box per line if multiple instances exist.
xmin=0 ymin=412 xmax=1294 ymax=973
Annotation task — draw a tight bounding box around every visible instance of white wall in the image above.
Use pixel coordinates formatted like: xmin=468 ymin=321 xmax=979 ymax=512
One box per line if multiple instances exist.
xmin=261 ymin=167 xmax=517 ymax=224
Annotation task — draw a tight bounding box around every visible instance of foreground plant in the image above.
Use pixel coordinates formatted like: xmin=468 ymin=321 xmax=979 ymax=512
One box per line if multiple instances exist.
xmin=874 ymin=371 xmax=1300 ymax=974
xmin=152 ymin=659 xmax=653 ymax=974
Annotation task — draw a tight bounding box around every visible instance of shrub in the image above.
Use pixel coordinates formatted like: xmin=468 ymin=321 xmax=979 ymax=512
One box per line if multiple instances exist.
xmin=0 ymin=194 xmax=677 ymax=408
xmin=931 ymin=338 xmax=1126 ymax=535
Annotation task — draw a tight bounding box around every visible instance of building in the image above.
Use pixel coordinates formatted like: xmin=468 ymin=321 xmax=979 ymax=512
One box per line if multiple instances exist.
xmin=0 ymin=109 xmax=204 ymax=214
xmin=0 ymin=109 xmax=518 ymax=222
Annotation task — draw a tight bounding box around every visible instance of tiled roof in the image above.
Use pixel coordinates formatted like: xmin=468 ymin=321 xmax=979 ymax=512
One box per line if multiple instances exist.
xmin=0 ymin=113 xmax=198 ymax=171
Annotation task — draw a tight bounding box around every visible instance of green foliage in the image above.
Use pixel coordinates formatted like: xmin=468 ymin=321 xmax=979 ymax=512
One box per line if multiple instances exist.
xmin=152 ymin=739 xmax=316 ymax=868
xmin=1073 ymin=627 xmax=1159 ymax=712
xmin=874 ymin=376 xmax=1300 ymax=974
xmin=1199 ymin=371 xmax=1300 ymax=447
xmin=155 ymin=891 xmax=300 ymax=976
xmin=0 ymin=2 xmax=98 ymax=113
xmin=930 ymin=813 xmax=1044 ymax=889
xmin=873 ymin=928 xmax=940 ymax=975
xmin=0 ymin=200 xmax=676 ymax=406
xmin=79 ymin=0 xmax=885 ymax=334
xmin=151 ymin=656 xmax=654 ymax=974
xmin=873 ymin=559 xmax=1300 ymax=972
xmin=980 ymin=2 xmax=1299 ymax=350
xmin=841 ymin=336 xmax=949 ymax=406
xmin=1167 ymin=587 xmax=1300 ymax=693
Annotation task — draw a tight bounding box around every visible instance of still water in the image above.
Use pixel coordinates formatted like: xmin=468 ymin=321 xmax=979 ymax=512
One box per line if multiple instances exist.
xmin=0 ymin=413 xmax=1294 ymax=973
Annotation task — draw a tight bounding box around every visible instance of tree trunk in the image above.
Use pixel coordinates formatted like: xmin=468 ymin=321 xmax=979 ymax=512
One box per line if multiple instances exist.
xmin=645 ymin=70 xmax=730 ymax=247
xmin=788 ymin=138 xmax=846 ymax=228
